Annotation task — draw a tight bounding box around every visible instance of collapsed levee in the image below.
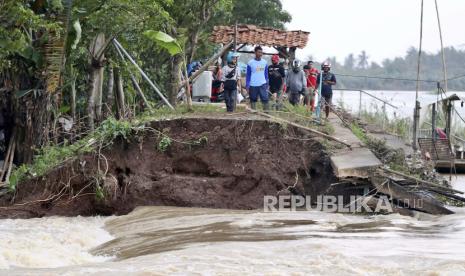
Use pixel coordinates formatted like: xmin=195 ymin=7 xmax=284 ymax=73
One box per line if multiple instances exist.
xmin=0 ymin=117 xmax=339 ymax=218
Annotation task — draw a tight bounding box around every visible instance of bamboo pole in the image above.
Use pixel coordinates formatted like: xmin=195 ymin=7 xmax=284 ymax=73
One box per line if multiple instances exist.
xmin=113 ymin=42 xmax=152 ymax=109
xmin=179 ymin=41 xmax=234 ymax=89
xmin=382 ymin=167 xmax=463 ymax=195
xmin=113 ymin=39 xmax=174 ymax=110
xmin=434 ymin=0 xmax=448 ymax=92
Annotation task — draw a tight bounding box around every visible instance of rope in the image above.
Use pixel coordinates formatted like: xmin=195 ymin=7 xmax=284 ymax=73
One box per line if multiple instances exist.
xmin=415 ymin=0 xmax=424 ymax=101
xmin=446 ymin=74 xmax=465 ymax=82
xmin=435 ymin=0 xmax=448 ymax=92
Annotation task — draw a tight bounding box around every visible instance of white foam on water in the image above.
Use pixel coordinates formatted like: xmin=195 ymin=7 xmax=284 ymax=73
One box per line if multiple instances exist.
xmin=1 ymin=205 xmax=465 ymax=275
xmin=0 ymin=216 xmax=114 ymax=269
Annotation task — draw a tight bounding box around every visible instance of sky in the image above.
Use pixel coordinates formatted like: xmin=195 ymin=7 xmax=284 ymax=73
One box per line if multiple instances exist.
xmin=281 ymin=0 xmax=465 ymax=64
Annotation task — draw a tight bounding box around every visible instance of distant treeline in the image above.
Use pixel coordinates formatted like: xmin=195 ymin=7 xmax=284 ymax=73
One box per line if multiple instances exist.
xmin=313 ymin=47 xmax=465 ymax=91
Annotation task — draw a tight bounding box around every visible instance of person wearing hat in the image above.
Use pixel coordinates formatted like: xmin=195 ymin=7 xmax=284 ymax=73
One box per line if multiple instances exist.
xmin=268 ymin=54 xmax=286 ymax=110
xmin=316 ymin=61 xmax=337 ymax=119
xmin=221 ymin=52 xmax=241 ymax=112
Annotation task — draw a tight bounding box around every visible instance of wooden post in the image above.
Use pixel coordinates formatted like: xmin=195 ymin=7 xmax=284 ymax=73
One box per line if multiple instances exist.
xmin=183 ymin=66 xmax=193 ymax=109
xmin=412 ymin=101 xmax=420 ymax=151
xmin=106 ymin=63 xmax=115 ymax=116
xmin=87 ymin=33 xmax=106 ymax=130
xmin=432 ymin=102 xmax=436 ymax=140
xmin=288 ymin=47 xmax=296 ymax=65
xmin=446 ymin=100 xmax=452 ymax=140
xmin=180 ymin=41 xmax=234 ymax=88
xmin=358 ymin=90 xmax=362 ymax=118
xmin=233 ymin=22 xmax=237 ymax=51
xmin=114 ymin=67 xmax=125 ymax=119
xmin=382 ymin=102 xmax=386 ymax=130
xmin=71 ymin=74 xmax=76 ymax=121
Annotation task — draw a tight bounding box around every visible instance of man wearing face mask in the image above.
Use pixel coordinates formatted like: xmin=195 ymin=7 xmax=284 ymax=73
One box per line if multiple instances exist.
xmin=316 ymin=62 xmax=337 ymax=119
xmin=286 ymin=59 xmax=308 ymax=106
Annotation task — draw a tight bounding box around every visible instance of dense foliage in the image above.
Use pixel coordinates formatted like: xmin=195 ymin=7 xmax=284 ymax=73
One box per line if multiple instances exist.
xmin=0 ymin=0 xmax=291 ymax=168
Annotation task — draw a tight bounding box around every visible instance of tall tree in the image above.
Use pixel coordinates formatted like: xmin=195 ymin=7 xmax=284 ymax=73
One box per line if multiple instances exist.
xmin=230 ymin=0 xmax=291 ymax=29
xmin=344 ymin=54 xmax=355 ymax=69
xmin=357 ymin=50 xmax=369 ymax=69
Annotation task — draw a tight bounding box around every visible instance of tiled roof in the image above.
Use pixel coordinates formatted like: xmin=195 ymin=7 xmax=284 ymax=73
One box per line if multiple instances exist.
xmin=210 ymin=25 xmax=309 ymax=49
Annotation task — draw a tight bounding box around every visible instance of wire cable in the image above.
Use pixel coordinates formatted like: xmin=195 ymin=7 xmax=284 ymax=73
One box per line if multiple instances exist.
xmin=333 ymin=73 xmax=437 ymax=83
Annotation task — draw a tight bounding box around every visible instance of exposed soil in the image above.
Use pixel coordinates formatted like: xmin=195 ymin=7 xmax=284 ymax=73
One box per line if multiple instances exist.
xmin=0 ymin=118 xmax=337 ymax=218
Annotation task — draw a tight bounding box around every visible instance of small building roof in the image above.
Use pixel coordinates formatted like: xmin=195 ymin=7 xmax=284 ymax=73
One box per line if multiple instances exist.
xmin=425 ymin=93 xmax=465 ymax=106
xmin=210 ymin=24 xmax=310 ymax=49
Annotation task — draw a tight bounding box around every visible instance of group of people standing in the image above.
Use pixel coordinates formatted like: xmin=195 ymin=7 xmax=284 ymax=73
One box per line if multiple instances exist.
xmin=220 ymin=45 xmax=337 ymax=119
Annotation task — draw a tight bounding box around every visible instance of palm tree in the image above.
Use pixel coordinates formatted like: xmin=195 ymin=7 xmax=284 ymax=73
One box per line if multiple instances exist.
xmin=357 ymin=50 xmax=369 ymax=69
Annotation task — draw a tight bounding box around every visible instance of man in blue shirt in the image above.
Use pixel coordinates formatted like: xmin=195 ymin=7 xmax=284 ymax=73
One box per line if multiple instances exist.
xmin=246 ymin=46 xmax=269 ymax=111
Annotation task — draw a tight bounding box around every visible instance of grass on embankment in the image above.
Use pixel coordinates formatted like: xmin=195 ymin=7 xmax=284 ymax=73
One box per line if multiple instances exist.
xmin=7 ymin=103 xmax=337 ymax=192
xmin=7 ymin=105 xmax=228 ymax=191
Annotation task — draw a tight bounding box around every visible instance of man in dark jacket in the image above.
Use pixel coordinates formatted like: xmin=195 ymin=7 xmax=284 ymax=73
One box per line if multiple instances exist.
xmin=268 ymin=54 xmax=285 ymax=110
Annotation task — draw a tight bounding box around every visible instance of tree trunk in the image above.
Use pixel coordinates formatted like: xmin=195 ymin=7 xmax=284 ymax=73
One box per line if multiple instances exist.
xmin=14 ymin=92 xmax=51 ymax=164
xmin=105 ymin=64 xmax=114 ymax=117
xmin=70 ymin=75 xmax=76 ymax=121
xmin=168 ymin=54 xmax=183 ymax=106
xmin=87 ymin=33 xmax=106 ymax=130
xmin=95 ymin=64 xmax=104 ymax=121
xmin=186 ymin=29 xmax=200 ymax=64
xmin=114 ymin=67 xmax=125 ymax=120
xmin=289 ymin=47 xmax=296 ymax=66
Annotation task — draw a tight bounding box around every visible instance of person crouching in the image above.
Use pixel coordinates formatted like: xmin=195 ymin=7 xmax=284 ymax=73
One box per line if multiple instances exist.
xmin=286 ymin=60 xmax=308 ymax=106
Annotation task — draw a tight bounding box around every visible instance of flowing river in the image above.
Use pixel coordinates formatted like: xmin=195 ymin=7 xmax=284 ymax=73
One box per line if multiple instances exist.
xmin=1 ymin=202 xmax=465 ymax=275
xmin=1 ymin=90 xmax=465 ymax=275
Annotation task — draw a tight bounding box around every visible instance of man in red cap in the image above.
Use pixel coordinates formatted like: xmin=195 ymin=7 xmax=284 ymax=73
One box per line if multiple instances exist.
xmin=268 ymin=54 xmax=286 ymax=110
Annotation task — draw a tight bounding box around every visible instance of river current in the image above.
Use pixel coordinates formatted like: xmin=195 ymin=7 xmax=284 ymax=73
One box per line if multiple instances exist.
xmin=1 ymin=202 xmax=465 ymax=275
xmin=1 ymin=91 xmax=465 ymax=275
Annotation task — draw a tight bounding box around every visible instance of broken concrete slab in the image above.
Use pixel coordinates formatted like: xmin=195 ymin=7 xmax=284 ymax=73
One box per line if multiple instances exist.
xmin=331 ymin=148 xmax=382 ymax=178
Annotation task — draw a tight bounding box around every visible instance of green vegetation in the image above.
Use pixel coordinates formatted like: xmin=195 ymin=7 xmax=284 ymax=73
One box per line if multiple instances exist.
xmin=267 ymin=102 xmax=337 ymax=136
xmin=359 ymin=108 xmax=412 ymax=141
xmin=349 ymin=122 xmax=408 ymax=173
xmin=0 ymin=0 xmax=291 ymax=181
xmin=7 ymin=105 xmax=222 ymax=191
xmin=350 ymin=123 xmax=368 ymax=143
xmin=158 ymin=136 xmax=172 ymax=152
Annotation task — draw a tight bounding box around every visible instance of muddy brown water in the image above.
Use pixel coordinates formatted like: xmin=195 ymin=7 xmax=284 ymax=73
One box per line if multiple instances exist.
xmin=1 ymin=117 xmax=465 ymax=275
xmin=1 ymin=204 xmax=465 ymax=275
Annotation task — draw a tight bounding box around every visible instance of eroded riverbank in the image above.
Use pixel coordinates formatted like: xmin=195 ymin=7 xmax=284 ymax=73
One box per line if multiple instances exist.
xmin=0 ymin=117 xmax=336 ymax=218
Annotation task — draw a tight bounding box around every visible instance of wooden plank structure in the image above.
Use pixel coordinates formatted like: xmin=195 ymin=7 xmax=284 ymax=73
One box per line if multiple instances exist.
xmin=418 ymin=93 xmax=465 ymax=171
xmin=209 ymin=24 xmax=310 ymax=61
xmin=418 ymin=138 xmax=454 ymax=160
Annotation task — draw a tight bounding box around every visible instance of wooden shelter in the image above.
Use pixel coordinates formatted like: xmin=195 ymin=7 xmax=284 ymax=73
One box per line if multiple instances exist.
xmin=209 ymin=24 xmax=310 ymax=61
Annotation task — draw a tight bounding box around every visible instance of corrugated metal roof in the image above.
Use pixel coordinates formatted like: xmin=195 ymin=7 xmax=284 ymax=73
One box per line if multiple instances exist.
xmin=210 ymin=25 xmax=310 ymax=49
